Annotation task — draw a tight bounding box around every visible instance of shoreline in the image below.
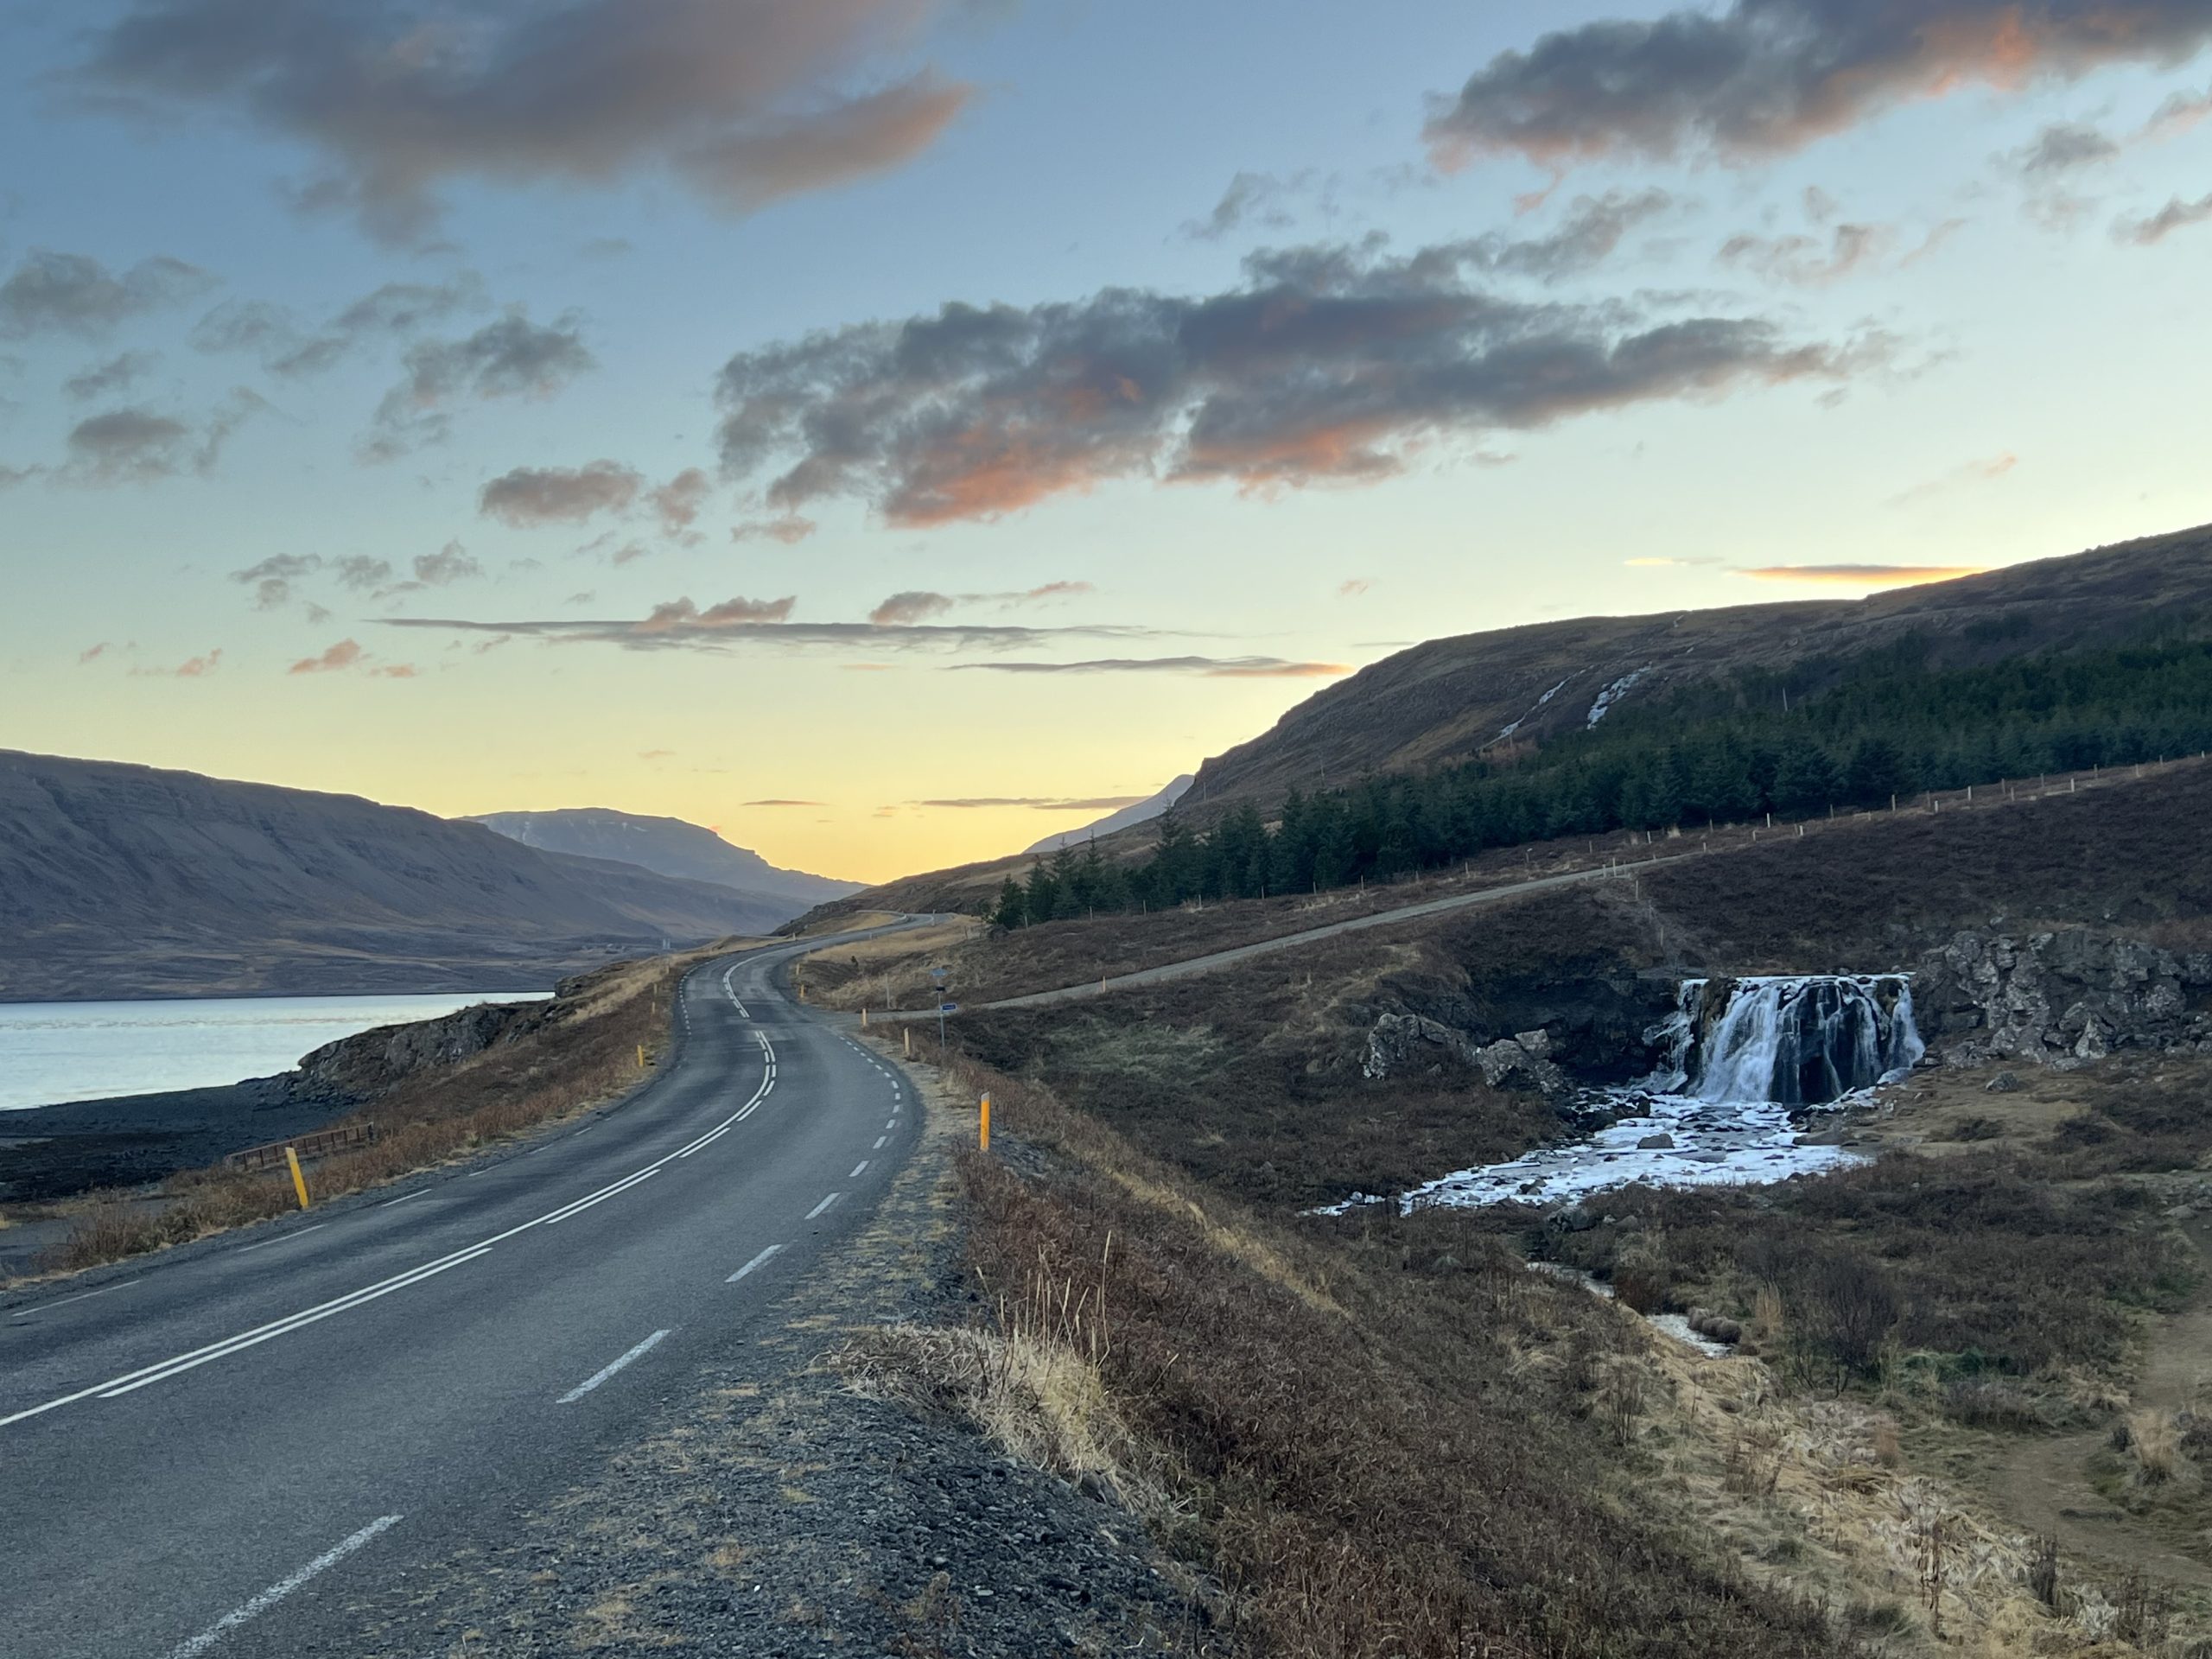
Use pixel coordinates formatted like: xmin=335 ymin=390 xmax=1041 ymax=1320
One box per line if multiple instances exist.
xmin=0 ymin=1075 xmax=358 ymax=1205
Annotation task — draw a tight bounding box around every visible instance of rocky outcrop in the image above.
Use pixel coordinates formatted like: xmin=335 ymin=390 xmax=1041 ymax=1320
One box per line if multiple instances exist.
xmin=1361 ymin=1013 xmax=1569 ymax=1095
xmin=1914 ymin=929 xmax=2212 ymax=1067
xmin=292 ymin=996 xmax=555 ymax=1102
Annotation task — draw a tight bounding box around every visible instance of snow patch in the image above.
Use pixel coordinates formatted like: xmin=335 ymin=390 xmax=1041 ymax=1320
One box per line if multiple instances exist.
xmin=1586 ymin=667 xmax=1649 ymax=728
xmin=1497 ymin=677 xmax=1572 ymax=741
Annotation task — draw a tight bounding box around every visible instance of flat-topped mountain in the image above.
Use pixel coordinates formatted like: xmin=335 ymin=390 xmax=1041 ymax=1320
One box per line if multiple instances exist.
xmin=0 ymin=752 xmax=794 ymax=1001
xmin=469 ymin=808 xmax=857 ymax=911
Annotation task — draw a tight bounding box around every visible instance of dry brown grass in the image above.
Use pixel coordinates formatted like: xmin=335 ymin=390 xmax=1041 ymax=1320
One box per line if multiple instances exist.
xmin=27 ymin=948 xmax=716 ymax=1279
xmin=925 ymin=1053 xmax=1848 ymax=1659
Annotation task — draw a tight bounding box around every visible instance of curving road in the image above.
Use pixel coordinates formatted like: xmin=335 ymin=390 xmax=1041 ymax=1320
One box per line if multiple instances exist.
xmin=0 ymin=922 xmax=925 ymax=1659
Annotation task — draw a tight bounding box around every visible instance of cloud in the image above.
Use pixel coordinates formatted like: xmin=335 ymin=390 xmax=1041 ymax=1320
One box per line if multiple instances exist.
xmin=1457 ymin=188 xmax=1680 ymax=282
xmin=1624 ymin=555 xmax=1721 ymax=567
xmin=2148 ymin=81 xmax=2212 ymax=137
xmin=192 ymin=275 xmax=483 ymax=376
xmin=1885 ymin=451 xmax=2018 ymax=506
xmin=731 ymin=513 xmax=817 ymax=543
xmin=1720 ymin=222 xmax=1894 ymax=286
xmin=2116 ymin=189 xmax=2212 ymax=244
xmin=0 ymin=249 xmax=213 ymax=339
xmin=1736 ymin=563 xmax=1989 ymax=586
xmin=78 ymin=0 xmax=976 ymax=243
xmin=637 ymin=594 xmax=798 ymax=632
xmin=63 ymin=349 xmax=162 ymax=401
xmin=366 ymin=310 xmax=593 ymax=459
xmin=61 ymin=391 xmax=262 ymax=484
xmin=2010 ymin=119 xmax=2122 ymax=177
xmin=290 ymin=639 xmax=365 ymax=674
xmin=950 ymin=656 xmax=1351 ymax=677
xmin=334 ymin=554 xmax=393 ymax=591
xmin=715 ymin=236 xmax=1876 ymax=527
xmin=870 ymin=582 xmax=1096 ymax=624
xmin=1337 ymin=578 xmax=1373 ymax=598
xmin=232 ymin=550 xmax=321 ymax=609
xmin=1182 ymin=171 xmax=1313 ymax=241
xmin=132 ymin=646 xmax=222 ymax=677
xmin=413 ymin=542 xmax=481 ymax=585
xmin=1426 ymin=0 xmax=2212 ymax=172
xmin=480 ymin=461 xmax=641 ymax=526
xmin=915 ymin=795 xmax=1154 ymax=810
xmin=78 ymin=642 xmax=111 ymax=664
xmin=384 ymin=599 xmax=1179 ymax=657
xmin=649 ymin=467 xmax=712 ymax=533
xmin=871 ymin=589 xmax=953 ymax=626
xmin=744 ymin=798 xmax=827 ymax=806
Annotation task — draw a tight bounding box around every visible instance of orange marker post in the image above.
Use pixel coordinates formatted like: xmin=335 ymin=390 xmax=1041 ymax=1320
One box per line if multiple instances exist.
xmin=979 ymin=1094 xmax=991 ymax=1154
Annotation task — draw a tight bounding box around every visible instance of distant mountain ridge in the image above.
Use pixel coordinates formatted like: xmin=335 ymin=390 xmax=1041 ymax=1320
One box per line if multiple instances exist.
xmin=1024 ymin=777 xmax=1194 ymax=854
xmin=1182 ymin=523 xmax=2212 ymax=813
xmin=468 ymin=808 xmax=858 ymax=910
xmin=794 ymin=521 xmax=2212 ymax=923
xmin=0 ymin=752 xmax=795 ymax=1001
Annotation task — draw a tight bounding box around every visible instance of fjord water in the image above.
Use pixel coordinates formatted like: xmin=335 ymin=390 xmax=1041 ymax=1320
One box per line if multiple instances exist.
xmin=0 ymin=992 xmax=550 ymax=1111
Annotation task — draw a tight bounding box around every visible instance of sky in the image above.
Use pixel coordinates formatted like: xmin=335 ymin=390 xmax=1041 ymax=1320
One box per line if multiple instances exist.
xmin=2 ymin=0 xmax=2209 ymax=883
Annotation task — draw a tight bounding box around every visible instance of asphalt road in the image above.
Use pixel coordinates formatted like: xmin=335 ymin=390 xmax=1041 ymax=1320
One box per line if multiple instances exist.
xmin=0 ymin=922 xmax=925 ymax=1659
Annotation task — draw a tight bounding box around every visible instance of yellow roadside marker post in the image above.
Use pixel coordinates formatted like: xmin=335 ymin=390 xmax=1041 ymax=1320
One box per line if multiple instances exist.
xmin=861 ymin=1008 xmax=868 ymax=1029
xmin=637 ymin=1043 xmax=647 ymax=1069
xmin=980 ymin=1094 xmax=991 ymax=1153
xmin=904 ymin=1027 xmax=912 ymax=1058
xmin=283 ymin=1146 xmax=311 ymax=1211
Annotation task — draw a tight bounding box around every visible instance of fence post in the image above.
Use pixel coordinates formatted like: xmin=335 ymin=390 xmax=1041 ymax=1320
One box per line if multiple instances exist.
xmin=980 ymin=1094 xmax=991 ymax=1153
xmin=284 ymin=1146 xmax=311 ymax=1211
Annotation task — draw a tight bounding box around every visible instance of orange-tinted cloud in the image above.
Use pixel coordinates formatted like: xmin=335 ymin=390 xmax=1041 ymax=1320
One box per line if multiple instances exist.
xmin=715 ymin=239 xmax=1875 ymax=527
xmin=1736 ymin=563 xmax=1988 ymax=587
xmin=1423 ymin=0 xmax=2212 ymax=171
xmin=289 ymin=639 xmax=365 ymax=674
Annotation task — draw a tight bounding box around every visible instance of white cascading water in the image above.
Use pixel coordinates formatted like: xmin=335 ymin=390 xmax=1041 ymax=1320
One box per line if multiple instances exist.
xmin=1351 ymin=975 xmax=1923 ymax=1214
xmin=1653 ymin=976 xmax=1924 ymax=1106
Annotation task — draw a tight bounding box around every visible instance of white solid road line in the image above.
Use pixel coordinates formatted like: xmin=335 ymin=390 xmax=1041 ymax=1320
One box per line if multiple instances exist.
xmin=3 ymin=944 xmax=847 ymax=1428
xmin=231 ymin=1223 xmax=329 ymax=1255
xmin=558 ymin=1329 xmax=671 ymax=1403
xmin=162 ymin=1513 xmax=402 ymax=1659
xmin=376 ymin=1188 xmax=429 ymax=1209
xmin=727 ymin=1244 xmax=783 ymax=1282
xmin=9 ymin=1280 xmax=142 ymax=1321
xmin=850 ymin=1160 xmax=868 ymax=1178
xmin=95 ymin=1248 xmax=498 ymax=1402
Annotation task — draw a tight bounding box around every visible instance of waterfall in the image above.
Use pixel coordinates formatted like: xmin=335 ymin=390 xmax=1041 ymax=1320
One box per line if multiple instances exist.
xmin=1653 ymin=976 xmax=1923 ymax=1105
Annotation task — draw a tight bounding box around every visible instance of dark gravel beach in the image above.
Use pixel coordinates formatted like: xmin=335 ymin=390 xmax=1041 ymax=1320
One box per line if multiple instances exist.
xmin=0 ymin=1077 xmax=351 ymax=1204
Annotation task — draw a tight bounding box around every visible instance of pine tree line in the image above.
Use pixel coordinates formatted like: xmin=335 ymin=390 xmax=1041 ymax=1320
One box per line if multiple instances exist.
xmin=991 ymin=633 xmax=2212 ymax=928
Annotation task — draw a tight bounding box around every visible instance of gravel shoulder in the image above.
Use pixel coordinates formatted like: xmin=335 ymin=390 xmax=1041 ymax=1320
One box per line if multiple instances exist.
xmin=289 ymin=1041 xmax=1190 ymax=1658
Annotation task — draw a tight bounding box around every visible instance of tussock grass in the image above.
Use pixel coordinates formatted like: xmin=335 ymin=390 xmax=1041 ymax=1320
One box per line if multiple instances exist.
xmin=924 ymin=1053 xmax=1847 ymax=1659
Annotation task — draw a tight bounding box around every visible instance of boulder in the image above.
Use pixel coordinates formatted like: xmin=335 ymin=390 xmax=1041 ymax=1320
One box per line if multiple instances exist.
xmin=1983 ymin=1071 xmax=2022 ymax=1094
xmin=1636 ymin=1132 xmax=1675 ymax=1150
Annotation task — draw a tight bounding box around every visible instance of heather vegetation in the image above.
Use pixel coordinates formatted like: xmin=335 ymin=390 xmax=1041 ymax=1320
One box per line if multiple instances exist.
xmin=992 ymin=632 xmax=2212 ymax=924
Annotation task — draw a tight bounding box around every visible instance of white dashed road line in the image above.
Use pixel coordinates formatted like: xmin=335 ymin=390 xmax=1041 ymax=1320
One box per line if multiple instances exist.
xmin=556 ymin=1329 xmax=671 ymax=1404
xmin=162 ymin=1513 xmax=403 ymax=1659
xmin=805 ymin=1193 xmax=840 ymax=1220
xmin=727 ymin=1245 xmax=783 ymax=1283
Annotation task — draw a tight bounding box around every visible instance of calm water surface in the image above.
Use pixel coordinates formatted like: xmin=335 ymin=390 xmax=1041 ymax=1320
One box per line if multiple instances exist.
xmin=0 ymin=992 xmax=551 ymax=1111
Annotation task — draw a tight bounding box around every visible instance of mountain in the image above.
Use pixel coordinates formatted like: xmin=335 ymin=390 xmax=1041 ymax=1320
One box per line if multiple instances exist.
xmin=468 ymin=808 xmax=858 ymax=911
xmin=793 ymin=520 xmax=2212 ymax=925
xmin=1181 ymin=522 xmax=2212 ymax=813
xmin=1024 ymin=777 xmax=1194 ymax=855
xmin=0 ymin=752 xmax=796 ymax=1002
